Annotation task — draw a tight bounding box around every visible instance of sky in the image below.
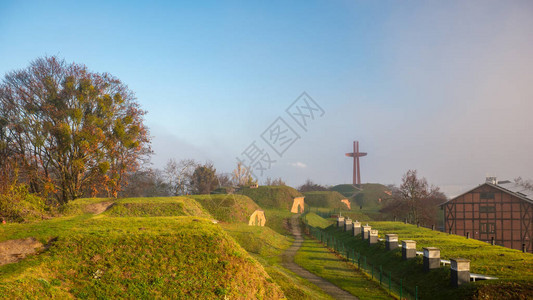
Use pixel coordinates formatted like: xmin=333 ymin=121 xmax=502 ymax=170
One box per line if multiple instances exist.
xmin=1 ymin=0 xmax=532 ymax=197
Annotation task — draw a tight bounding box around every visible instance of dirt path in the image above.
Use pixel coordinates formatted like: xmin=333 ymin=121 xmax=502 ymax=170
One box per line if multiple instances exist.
xmin=282 ymin=214 xmax=359 ymax=300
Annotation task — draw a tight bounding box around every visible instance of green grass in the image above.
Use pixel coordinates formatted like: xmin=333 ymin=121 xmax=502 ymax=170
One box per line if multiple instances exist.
xmin=105 ymin=197 xmax=211 ymax=218
xmin=0 ymin=216 xmax=284 ymax=299
xmin=303 ymin=191 xmax=349 ymax=209
xmin=0 ymin=196 xmax=339 ymax=299
xmin=304 ymin=212 xmax=333 ymax=229
xmin=59 ymin=197 xmax=113 ymax=216
xmin=188 ymin=194 xmax=260 ymax=223
xmin=295 ymin=235 xmax=393 ymax=300
xmin=221 ymin=220 xmax=334 ymax=299
xmin=240 ymin=185 xmax=302 ymax=210
xmin=262 ymin=208 xmax=294 ymax=236
xmin=315 ymin=221 xmax=533 ymax=300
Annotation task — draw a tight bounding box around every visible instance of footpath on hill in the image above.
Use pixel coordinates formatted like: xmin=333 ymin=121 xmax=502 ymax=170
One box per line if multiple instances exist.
xmin=282 ymin=214 xmax=359 ymax=300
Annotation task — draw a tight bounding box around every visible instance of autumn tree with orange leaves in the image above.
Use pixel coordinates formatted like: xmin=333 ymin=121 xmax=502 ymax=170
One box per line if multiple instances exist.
xmin=0 ymin=56 xmax=151 ymax=204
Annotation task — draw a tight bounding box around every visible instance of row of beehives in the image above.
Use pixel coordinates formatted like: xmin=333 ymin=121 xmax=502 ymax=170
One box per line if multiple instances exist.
xmin=336 ymin=216 xmax=497 ymax=286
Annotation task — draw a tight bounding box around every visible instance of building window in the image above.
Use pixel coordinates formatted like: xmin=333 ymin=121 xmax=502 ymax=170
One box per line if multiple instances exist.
xmin=480 ymin=205 xmax=496 ymax=213
xmin=480 ymin=192 xmax=495 ymax=199
xmin=480 ymin=223 xmax=495 ymax=234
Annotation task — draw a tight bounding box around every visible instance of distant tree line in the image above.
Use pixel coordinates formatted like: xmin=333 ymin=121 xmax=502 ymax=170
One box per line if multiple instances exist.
xmin=121 ymin=160 xmax=286 ymax=198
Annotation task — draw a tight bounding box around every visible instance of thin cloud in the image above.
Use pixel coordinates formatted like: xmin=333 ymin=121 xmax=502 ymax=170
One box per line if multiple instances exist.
xmin=290 ymin=162 xmax=307 ymax=169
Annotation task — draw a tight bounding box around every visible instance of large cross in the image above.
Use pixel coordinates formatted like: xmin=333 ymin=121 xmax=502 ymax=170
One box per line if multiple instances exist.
xmin=345 ymin=141 xmax=367 ymax=186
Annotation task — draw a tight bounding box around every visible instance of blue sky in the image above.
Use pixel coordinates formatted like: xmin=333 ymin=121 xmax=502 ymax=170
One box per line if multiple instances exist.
xmin=1 ymin=1 xmax=532 ymax=196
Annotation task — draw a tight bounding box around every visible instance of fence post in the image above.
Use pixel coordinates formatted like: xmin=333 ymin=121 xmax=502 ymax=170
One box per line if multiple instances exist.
xmin=416 ymin=286 xmax=419 ymax=300
xmin=371 ymin=264 xmax=374 ymax=279
xmin=380 ymin=265 xmax=382 ymax=285
xmin=400 ymin=279 xmax=403 ymax=299
xmin=388 ymin=271 xmax=391 ymax=294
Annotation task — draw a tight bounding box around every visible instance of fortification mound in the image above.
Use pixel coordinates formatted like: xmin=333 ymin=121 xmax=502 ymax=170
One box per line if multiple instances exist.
xmin=240 ymin=186 xmax=302 ymax=210
xmin=189 ymin=194 xmax=261 ymax=223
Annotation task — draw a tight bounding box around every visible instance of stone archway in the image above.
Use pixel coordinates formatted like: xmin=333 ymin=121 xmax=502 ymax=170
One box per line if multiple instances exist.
xmin=291 ymin=197 xmax=305 ymax=214
xmin=248 ymin=210 xmax=266 ymax=226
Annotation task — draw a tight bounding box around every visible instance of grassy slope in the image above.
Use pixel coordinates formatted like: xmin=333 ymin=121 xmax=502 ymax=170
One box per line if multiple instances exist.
xmin=0 ymin=197 xmax=284 ymax=299
xmin=303 ymin=212 xmax=333 ymax=229
xmin=303 ymin=191 xmax=349 ymax=209
xmin=59 ymin=197 xmax=113 ymax=216
xmin=188 ymin=194 xmax=259 ymax=223
xmin=318 ymin=220 xmax=533 ymax=300
xmin=328 ymin=183 xmax=390 ymax=221
xmin=240 ymin=186 xmax=302 ymax=210
xmin=221 ymin=219 xmax=333 ymax=300
xmin=295 ymin=236 xmax=393 ymax=300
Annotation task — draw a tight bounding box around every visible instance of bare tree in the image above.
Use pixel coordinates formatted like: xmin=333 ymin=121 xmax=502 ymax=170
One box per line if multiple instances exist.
xmin=232 ymin=162 xmax=255 ymax=187
xmin=119 ymin=168 xmax=171 ymax=197
xmin=164 ymin=159 xmax=197 ymax=195
xmin=380 ymin=170 xmax=446 ymax=224
xmin=515 ymin=177 xmax=533 ymax=191
xmin=217 ymin=172 xmax=233 ymax=187
xmin=264 ymin=177 xmax=286 ymax=186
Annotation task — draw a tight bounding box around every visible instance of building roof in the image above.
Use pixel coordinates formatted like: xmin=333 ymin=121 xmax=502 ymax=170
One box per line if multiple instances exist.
xmin=440 ymin=180 xmax=533 ymax=206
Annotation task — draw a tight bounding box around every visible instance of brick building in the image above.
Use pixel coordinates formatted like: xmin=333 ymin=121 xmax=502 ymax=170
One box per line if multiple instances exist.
xmin=441 ymin=177 xmax=532 ymax=253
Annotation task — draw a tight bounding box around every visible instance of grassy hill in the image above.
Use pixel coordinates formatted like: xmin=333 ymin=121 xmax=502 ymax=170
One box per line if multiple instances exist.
xmin=105 ymin=197 xmax=211 ymax=218
xmin=305 ymin=214 xmax=533 ymax=300
xmin=329 ymin=184 xmax=360 ymax=198
xmin=303 ymin=191 xmax=350 ymax=209
xmin=352 ymin=183 xmax=391 ymax=208
xmin=188 ymin=194 xmax=260 ymax=223
xmin=0 ymin=215 xmax=284 ymax=299
xmin=239 ymin=186 xmax=302 ymax=210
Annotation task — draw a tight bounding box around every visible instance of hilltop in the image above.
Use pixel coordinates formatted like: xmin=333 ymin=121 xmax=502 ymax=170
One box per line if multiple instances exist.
xmin=303 ymin=191 xmax=350 ymax=209
xmin=188 ymin=194 xmax=261 ymax=223
xmin=239 ymin=186 xmax=302 ymax=210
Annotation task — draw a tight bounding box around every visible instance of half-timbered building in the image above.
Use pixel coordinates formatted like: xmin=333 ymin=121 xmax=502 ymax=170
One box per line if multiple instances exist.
xmin=441 ymin=178 xmax=533 ymax=253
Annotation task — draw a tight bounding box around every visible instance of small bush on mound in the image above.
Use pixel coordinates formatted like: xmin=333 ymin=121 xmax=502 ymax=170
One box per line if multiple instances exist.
xmin=304 ymin=191 xmax=348 ymax=209
xmin=240 ymin=186 xmax=302 ymax=210
xmin=189 ymin=194 xmax=260 ymax=223
xmin=0 ymin=217 xmax=284 ymax=299
xmin=0 ymin=183 xmax=46 ymax=222
xmin=105 ymin=197 xmax=211 ymax=218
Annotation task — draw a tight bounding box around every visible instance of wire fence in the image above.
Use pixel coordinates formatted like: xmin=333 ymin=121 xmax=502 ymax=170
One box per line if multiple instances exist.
xmin=303 ymin=216 xmax=419 ymax=300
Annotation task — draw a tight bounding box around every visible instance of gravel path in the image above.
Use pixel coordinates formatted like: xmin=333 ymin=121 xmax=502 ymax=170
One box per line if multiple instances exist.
xmin=282 ymin=214 xmax=359 ymax=300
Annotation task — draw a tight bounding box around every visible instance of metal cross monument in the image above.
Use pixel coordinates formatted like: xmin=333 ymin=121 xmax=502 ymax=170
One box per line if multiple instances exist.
xmin=345 ymin=141 xmax=367 ymax=185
